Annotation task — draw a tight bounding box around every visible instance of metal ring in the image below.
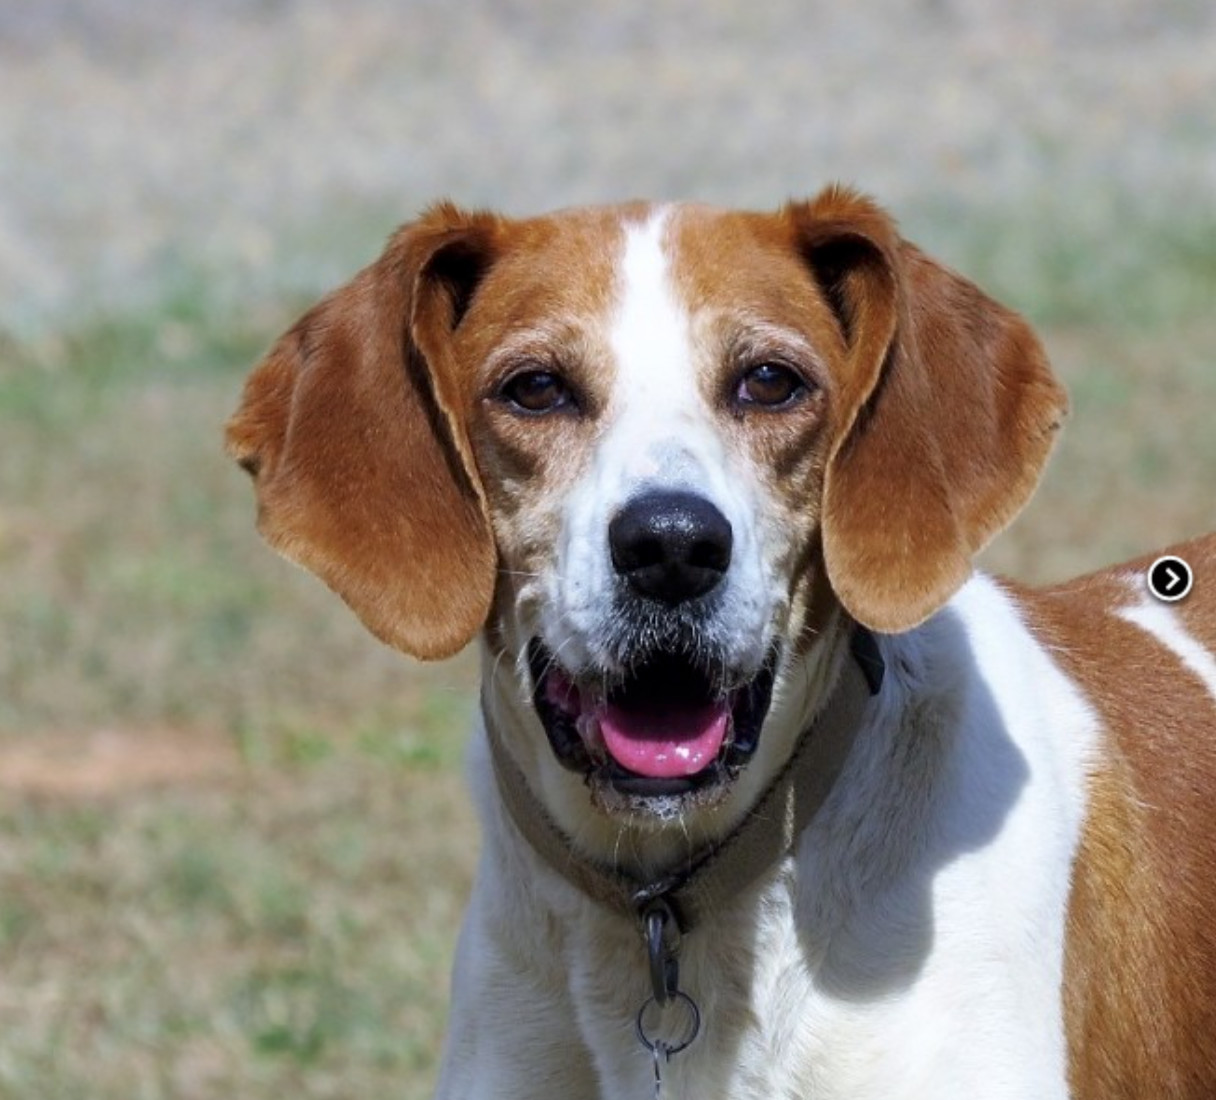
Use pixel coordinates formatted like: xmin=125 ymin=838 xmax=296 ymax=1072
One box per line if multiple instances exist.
xmin=635 ymin=990 xmax=701 ymax=1058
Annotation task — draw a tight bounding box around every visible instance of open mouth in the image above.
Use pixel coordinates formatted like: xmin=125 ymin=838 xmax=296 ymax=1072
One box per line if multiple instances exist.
xmin=528 ymin=640 xmax=777 ymax=798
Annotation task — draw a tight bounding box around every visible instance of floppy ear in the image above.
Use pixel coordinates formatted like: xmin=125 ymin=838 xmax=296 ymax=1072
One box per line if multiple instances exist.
xmin=225 ymin=204 xmax=500 ymax=659
xmin=789 ymin=186 xmax=1068 ymax=633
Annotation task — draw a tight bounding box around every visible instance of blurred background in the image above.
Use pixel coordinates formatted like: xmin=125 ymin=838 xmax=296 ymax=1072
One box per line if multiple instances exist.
xmin=1 ymin=1 xmax=1213 ymax=1096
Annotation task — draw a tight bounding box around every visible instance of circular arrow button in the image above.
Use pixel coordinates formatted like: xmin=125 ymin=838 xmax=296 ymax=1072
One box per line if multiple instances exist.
xmin=1147 ymin=555 xmax=1193 ymax=603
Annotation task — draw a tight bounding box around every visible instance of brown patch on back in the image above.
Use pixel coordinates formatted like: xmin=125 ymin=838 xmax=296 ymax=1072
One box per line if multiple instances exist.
xmin=1013 ymin=532 xmax=1216 ymax=1098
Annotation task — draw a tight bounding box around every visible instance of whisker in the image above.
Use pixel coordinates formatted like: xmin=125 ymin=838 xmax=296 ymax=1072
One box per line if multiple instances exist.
xmin=540 ymin=636 xmax=579 ymax=680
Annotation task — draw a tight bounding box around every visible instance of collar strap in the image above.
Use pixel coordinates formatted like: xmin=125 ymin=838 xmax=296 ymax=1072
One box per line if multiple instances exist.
xmin=485 ymin=626 xmax=883 ymax=936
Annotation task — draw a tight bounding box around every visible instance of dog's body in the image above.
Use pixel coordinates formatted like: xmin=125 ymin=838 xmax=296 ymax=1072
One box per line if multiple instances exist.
xmin=228 ymin=191 xmax=1216 ymax=1098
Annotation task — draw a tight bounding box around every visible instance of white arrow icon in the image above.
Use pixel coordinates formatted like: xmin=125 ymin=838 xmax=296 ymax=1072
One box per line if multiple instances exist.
xmin=1148 ymin=556 xmax=1193 ymax=603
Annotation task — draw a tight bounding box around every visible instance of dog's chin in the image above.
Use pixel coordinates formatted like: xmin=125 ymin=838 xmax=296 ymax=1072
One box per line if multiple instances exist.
xmin=527 ymin=638 xmax=777 ymax=817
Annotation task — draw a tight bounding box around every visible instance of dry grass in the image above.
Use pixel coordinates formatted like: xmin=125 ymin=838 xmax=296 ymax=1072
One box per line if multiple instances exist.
xmin=0 ymin=756 xmax=477 ymax=1100
xmin=2 ymin=1 xmax=1215 ymax=1096
xmin=983 ymin=321 xmax=1216 ymax=581
xmin=0 ymin=307 xmax=483 ymax=1098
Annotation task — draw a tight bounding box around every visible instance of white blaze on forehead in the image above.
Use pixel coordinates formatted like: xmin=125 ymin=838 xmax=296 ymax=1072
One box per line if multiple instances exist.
xmin=608 ymin=207 xmax=709 ymax=480
xmin=540 ymin=204 xmax=771 ymax=678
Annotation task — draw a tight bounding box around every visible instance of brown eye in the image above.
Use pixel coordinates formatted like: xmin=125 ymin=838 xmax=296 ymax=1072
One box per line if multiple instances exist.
xmin=735 ymin=363 xmax=807 ymax=408
xmin=500 ymin=370 xmax=574 ymax=414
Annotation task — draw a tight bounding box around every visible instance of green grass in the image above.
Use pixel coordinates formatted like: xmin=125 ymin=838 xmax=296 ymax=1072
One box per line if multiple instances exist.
xmin=0 ymin=300 xmax=479 ymax=738
xmin=0 ymin=203 xmax=1213 ymax=1097
xmin=0 ymin=761 xmax=475 ymax=1100
xmin=0 ymin=288 xmax=481 ymax=1096
xmin=906 ymin=193 xmax=1216 ymax=332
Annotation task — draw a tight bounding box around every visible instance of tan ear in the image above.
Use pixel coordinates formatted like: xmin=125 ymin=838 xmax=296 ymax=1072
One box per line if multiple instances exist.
xmin=225 ymin=204 xmax=500 ymax=659
xmin=789 ymin=187 xmax=1068 ymax=633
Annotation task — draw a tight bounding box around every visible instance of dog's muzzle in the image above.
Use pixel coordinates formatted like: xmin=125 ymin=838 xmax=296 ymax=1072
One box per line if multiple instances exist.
xmin=528 ymin=489 xmax=776 ymax=799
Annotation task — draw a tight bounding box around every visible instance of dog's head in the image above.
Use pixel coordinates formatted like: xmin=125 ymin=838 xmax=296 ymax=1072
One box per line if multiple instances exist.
xmin=227 ymin=188 xmax=1065 ymax=833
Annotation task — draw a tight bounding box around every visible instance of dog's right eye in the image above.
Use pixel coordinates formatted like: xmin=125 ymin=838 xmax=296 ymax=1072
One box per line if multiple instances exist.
xmin=499 ymin=370 xmax=575 ymax=414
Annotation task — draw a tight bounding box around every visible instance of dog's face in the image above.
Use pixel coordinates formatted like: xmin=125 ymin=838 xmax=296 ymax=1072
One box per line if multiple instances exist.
xmin=227 ymin=188 xmax=1066 ymax=831
xmin=467 ymin=206 xmax=842 ymax=814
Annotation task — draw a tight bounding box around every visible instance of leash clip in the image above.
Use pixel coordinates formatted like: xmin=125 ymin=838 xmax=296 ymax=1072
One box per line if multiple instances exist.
xmin=640 ymin=897 xmax=681 ymax=1004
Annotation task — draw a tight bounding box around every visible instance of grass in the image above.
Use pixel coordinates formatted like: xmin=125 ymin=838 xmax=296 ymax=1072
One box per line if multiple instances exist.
xmin=0 ymin=202 xmax=1213 ymax=1097
xmin=0 ymin=285 xmax=482 ymax=1098
xmin=0 ymin=762 xmax=476 ymax=1100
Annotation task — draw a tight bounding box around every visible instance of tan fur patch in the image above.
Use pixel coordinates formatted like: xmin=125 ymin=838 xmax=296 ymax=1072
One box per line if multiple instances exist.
xmin=1013 ymin=533 xmax=1216 ymax=1098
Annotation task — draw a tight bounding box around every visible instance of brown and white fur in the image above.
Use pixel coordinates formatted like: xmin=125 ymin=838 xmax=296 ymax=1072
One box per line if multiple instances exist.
xmin=227 ymin=188 xmax=1216 ymax=1098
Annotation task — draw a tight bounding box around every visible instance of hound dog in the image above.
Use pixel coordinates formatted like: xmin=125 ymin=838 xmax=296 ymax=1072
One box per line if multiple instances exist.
xmin=227 ymin=187 xmax=1216 ymax=1099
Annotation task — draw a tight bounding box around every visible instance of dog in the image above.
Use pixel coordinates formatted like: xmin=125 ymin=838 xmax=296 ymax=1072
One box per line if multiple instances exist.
xmin=226 ymin=187 xmax=1216 ymax=1098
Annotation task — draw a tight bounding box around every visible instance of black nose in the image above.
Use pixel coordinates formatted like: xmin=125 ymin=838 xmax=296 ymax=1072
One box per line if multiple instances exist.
xmin=609 ymin=491 xmax=733 ymax=605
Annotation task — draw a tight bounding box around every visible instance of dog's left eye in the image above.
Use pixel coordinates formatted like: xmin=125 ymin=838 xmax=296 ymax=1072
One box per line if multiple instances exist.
xmin=735 ymin=363 xmax=807 ymax=408
xmin=499 ymin=370 xmax=575 ymax=414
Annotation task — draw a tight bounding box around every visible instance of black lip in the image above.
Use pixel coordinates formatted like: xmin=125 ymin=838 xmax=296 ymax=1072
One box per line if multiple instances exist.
xmin=527 ymin=639 xmax=778 ymax=796
xmin=599 ymin=761 xmax=727 ymax=797
xmin=528 ymin=639 xmax=592 ymax=773
xmin=722 ymin=657 xmax=776 ymax=767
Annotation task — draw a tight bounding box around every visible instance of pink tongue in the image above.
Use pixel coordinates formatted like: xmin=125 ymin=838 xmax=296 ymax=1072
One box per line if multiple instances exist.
xmin=597 ymin=700 xmax=730 ymax=779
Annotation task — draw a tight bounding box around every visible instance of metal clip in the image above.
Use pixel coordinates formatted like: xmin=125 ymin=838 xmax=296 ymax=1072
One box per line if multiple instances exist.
xmin=640 ymin=898 xmax=681 ymax=1004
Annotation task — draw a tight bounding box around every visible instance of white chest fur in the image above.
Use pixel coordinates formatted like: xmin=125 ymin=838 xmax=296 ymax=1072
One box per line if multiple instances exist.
xmin=441 ymin=576 xmax=1100 ymax=1100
